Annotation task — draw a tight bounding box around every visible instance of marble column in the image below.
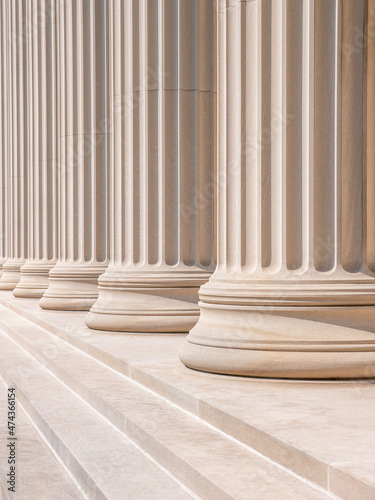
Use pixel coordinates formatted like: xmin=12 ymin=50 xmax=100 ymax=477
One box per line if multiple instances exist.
xmin=86 ymin=0 xmax=216 ymax=332
xmin=180 ymin=0 xmax=375 ymax=378
xmin=40 ymin=0 xmax=109 ymax=310
xmin=0 ymin=0 xmax=29 ymax=290
xmin=14 ymin=0 xmax=58 ymax=298
xmin=0 ymin=0 xmax=9 ymax=276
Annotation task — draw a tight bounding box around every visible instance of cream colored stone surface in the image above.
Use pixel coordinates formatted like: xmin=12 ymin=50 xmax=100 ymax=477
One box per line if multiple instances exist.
xmin=0 ymin=327 xmax=195 ymax=500
xmin=0 ymin=0 xmax=28 ymax=291
xmin=0 ymin=0 xmax=8 ymax=278
xmin=0 ymin=292 xmax=374 ymax=498
xmin=39 ymin=0 xmax=109 ymax=311
xmin=0 ymin=0 xmax=375 ymax=497
xmin=0 ymin=294 xmax=333 ymax=499
xmin=14 ymin=0 xmax=58 ymax=299
xmin=85 ymin=0 xmax=216 ymax=332
xmin=180 ymin=0 xmax=375 ymax=378
xmin=0 ymin=378 xmax=85 ymax=500
xmin=329 ymin=461 xmax=375 ymax=500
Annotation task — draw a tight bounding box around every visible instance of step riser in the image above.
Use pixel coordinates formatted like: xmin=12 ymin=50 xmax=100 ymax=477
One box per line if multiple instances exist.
xmin=0 ymin=298 xmax=327 ymax=489
xmin=0 ymin=309 xmax=332 ymax=500
xmin=0 ymin=304 xmax=330 ymax=493
xmin=0 ymin=366 xmax=106 ymax=500
xmin=0 ymin=331 xmax=193 ymax=500
xmin=0 ymin=320 xmax=242 ymax=500
xmin=0 ymin=320 xmax=127 ymax=432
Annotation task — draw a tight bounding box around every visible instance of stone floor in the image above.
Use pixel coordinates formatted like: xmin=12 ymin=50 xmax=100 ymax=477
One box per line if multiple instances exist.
xmin=0 ymin=290 xmax=373 ymax=499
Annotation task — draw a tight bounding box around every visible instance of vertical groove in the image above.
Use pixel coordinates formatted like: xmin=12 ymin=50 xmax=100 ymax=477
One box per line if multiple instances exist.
xmin=240 ymin=2 xmax=246 ymax=269
xmin=217 ymin=0 xmax=227 ymax=272
xmin=261 ymin=0 xmax=272 ymax=269
xmin=59 ymin=0 xmax=66 ymax=262
xmin=314 ymin=0 xmax=337 ymax=272
xmin=181 ymin=0 xmax=197 ymax=266
xmin=243 ymin=0 xmax=262 ymax=272
xmin=123 ymin=0 xmax=133 ymax=266
xmin=139 ymin=0 xmax=147 ymax=266
xmin=367 ymin=0 xmax=375 ymax=270
xmin=341 ymin=0 xmax=364 ymax=272
xmin=132 ymin=0 xmax=140 ymax=264
xmin=157 ymin=0 xmax=164 ymax=265
xmin=164 ymin=0 xmax=179 ymax=266
xmin=225 ymin=1 xmax=242 ymax=272
xmin=197 ymin=0 xmax=215 ymax=268
xmin=302 ymin=0 xmax=314 ymax=272
xmin=286 ymin=0 xmax=304 ymax=270
xmin=147 ymin=0 xmax=159 ymax=265
xmin=270 ymin=0 xmax=286 ymax=272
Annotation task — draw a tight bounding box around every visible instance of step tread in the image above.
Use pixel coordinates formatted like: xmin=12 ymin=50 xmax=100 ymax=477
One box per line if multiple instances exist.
xmin=0 ymin=330 xmax=194 ymax=500
xmin=0 ymin=295 xmax=369 ymax=500
xmin=0 ymin=305 xmax=331 ymax=500
xmin=0 ymin=380 xmax=86 ymax=500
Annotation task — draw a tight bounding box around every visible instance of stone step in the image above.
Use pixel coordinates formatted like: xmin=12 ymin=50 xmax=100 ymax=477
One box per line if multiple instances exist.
xmin=0 ymin=330 xmax=195 ymax=500
xmin=0 ymin=304 xmax=331 ymax=500
xmin=0 ymin=377 xmax=87 ymax=500
xmin=0 ymin=292 xmax=373 ymax=500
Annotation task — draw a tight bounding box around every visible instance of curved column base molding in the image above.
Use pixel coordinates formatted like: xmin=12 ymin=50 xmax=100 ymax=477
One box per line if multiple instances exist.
xmin=179 ymin=302 xmax=375 ymax=379
xmin=0 ymin=260 xmax=26 ymax=290
xmin=179 ymin=341 xmax=375 ymax=379
xmin=85 ymin=271 xmax=211 ymax=333
xmin=13 ymin=261 xmax=56 ymax=298
xmin=39 ymin=264 xmax=107 ymax=311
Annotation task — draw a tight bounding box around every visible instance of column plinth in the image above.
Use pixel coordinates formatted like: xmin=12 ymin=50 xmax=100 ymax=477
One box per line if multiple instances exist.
xmin=13 ymin=262 xmax=55 ymax=298
xmin=86 ymin=0 xmax=216 ymax=332
xmin=0 ymin=260 xmax=26 ymax=291
xmin=180 ymin=0 xmax=375 ymax=378
xmin=40 ymin=264 xmax=108 ymax=310
xmin=180 ymin=275 xmax=375 ymax=378
xmin=87 ymin=268 xmax=211 ymax=332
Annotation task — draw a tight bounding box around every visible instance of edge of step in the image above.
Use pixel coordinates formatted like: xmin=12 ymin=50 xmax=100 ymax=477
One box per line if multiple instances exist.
xmin=0 ymin=294 xmax=370 ymax=500
xmin=0 ymin=309 xmax=334 ymax=500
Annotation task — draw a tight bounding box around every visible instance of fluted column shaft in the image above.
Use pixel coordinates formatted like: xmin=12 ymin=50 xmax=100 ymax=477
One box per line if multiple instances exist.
xmin=0 ymin=0 xmax=29 ymax=290
xmin=14 ymin=0 xmax=58 ymax=298
xmin=86 ymin=0 xmax=216 ymax=332
xmin=180 ymin=0 xmax=375 ymax=378
xmin=0 ymin=0 xmax=9 ymax=275
xmin=40 ymin=0 xmax=109 ymax=310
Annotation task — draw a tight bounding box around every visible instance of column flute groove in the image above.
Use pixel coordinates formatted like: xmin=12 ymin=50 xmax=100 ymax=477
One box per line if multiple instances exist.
xmin=86 ymin=0 xmax=216 ymax=333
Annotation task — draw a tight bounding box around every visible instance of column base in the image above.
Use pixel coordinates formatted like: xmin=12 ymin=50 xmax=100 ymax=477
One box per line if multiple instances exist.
xmin=180 ymin=339 xmax=375 ymax=379
xmin=179 ymin=281 xmax=375 ymax=378
xmin=13 ymin=261 xmax=56 ymax=298
xmin=39 ymin=264 xmax=107 ymax=311
xmin=85 ymin=270 xmax=211 ymax=332
xmin=0 ymin=260 xmax=25 ymax=290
